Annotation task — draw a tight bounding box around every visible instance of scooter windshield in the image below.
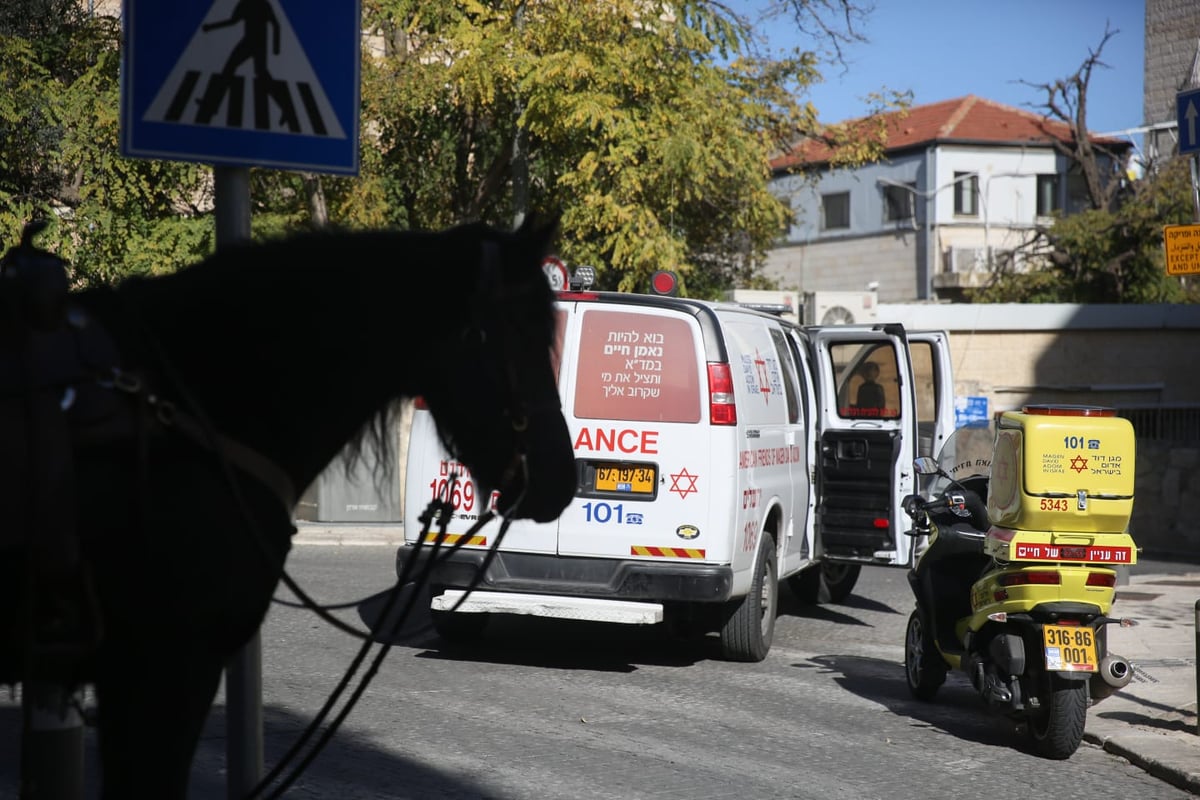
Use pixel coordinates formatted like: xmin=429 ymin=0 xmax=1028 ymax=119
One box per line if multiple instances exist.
xmin=930 ymin=422 xmax=996 ymax=494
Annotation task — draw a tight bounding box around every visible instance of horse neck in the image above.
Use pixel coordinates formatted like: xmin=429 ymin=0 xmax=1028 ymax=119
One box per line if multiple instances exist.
xmin=116 ymin=230 xmax=477 ymax=490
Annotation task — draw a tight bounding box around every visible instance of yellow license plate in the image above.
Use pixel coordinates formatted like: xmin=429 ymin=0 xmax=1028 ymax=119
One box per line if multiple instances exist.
xmin=1042 ymin=624 xmax=1097 ymax=672
xmin=595 ymin=465 xmax=656 ymax=494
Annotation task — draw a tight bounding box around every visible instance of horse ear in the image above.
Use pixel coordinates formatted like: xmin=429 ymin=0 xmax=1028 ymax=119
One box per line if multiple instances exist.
xmin=518 ymin=210 xmax=562 ymax=255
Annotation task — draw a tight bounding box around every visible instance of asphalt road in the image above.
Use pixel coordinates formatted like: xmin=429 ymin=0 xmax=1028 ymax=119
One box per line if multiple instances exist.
xmin=1 ymin=549 xmax=1193 ymax=799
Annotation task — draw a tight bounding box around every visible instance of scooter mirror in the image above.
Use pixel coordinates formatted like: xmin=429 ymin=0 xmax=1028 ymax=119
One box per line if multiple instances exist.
xmin=913 ymin=456 xmax=939 ymax=475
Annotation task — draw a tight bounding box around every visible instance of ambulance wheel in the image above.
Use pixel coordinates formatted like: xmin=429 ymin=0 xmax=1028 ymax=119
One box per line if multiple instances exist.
xmin=720 ymin=533 xmax=777 ymax=662
xmin=787 ymin=562 xmax=860 ymax=604
xmin=904 ymin=610 xmax=946 ymax=701
xmin=786 ymin=565 xmax=821 ymax=604
xmin=819 ymin=562 xmax=861 ymax=604
xmin=1027 ymin=675 xmax=1087 ymax=759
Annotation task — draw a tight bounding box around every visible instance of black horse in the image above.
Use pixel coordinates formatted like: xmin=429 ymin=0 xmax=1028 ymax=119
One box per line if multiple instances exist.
xmin=0 ymin=216 xmax=576 ymax=797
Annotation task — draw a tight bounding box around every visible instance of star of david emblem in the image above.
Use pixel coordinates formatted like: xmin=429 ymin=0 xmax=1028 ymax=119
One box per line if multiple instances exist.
xmin=669 ymin=468 xmax=699 ymax=499
xmin=754 ymin=350 xmax=770 ymax=400
xmin=1070 ymin=455 xmax=1088 ymax=473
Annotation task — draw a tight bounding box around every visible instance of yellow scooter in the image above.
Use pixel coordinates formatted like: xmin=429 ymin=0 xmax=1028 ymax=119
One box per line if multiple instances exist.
xmin=902 ymin=406 xmax=1137 ymax=759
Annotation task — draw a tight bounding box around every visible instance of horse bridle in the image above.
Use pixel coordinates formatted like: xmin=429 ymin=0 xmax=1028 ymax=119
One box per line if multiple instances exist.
xmin=459 ymin=237 xmax=537 ymax=518
xmin=246 ymin=235 xmax=555 ymax=798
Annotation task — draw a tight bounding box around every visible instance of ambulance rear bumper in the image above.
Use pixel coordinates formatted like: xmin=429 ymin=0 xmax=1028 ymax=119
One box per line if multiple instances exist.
xmin=395 ymin=545 xmax=734 ymax=603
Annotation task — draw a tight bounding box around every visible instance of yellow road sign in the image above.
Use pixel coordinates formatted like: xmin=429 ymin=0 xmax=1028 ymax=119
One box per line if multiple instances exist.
xmin=1164 ymin=223 xmax=1200 ymax=275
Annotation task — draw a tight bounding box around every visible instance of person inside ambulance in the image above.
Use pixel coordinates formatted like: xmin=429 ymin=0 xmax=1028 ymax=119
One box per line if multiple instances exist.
xmin=855 ymin=361 xmax=886 ymax=412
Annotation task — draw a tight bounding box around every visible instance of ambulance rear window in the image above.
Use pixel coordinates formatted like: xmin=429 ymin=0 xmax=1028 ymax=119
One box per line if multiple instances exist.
xmin=832 ymin=341 xmax=902 ymax=420
xmin=573 ymin=310 xmax=701 ymax=423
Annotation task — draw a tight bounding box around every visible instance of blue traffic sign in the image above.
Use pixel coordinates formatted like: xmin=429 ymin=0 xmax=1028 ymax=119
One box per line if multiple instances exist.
xmin=1178 ymin=87 xmax=1200 ymax=155
xmin=121 ymin=0 xmax=360 ymax=175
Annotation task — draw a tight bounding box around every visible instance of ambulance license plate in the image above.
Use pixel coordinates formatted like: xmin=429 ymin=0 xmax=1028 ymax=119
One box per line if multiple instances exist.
xmin=1042 ymin=624 xmax=1097 ymax=672
xmin=594 ymin=464 xmax=656 ymax=494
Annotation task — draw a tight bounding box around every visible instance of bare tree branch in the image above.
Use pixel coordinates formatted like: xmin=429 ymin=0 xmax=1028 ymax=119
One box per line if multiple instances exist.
xmin=1019 ymin=21 xmax=1129 ymax=211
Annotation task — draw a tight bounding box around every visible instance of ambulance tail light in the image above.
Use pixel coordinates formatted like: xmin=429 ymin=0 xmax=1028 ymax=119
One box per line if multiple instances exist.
xmin=707 ymin=362 xmax=737 ymax=425
xmin=414 ymin=396 xmax=428 ymax=410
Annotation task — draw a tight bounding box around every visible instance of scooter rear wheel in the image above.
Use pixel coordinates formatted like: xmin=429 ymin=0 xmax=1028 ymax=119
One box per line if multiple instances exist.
xmin=904 ymin=610 xmax=947 ymax=701
xmin=1027 ymin=675 xmax=1088 ymax=759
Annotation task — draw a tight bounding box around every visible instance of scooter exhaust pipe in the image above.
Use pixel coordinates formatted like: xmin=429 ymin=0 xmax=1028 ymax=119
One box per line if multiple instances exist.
xmin=1089 ymin=654 xmax=1134 ymax=702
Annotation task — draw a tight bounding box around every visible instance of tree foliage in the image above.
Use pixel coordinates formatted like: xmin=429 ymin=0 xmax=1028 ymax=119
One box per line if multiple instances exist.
xmin=1 ymin=5 xmax=214 ymax=287
xmin=358 ymin=0 xmax=857 ymax=295
xmin=972 ymin=158 xmax=1198 ymax=303
xmin=2 ymin=0 xmax=893 ymax=296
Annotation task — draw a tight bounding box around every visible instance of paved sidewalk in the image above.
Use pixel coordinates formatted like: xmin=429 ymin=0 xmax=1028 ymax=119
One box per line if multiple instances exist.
xmin=291 ymin=523 xmax=1200 ymax=792
xmin=1084 ymin=567 xmax=1200 ymax=794
xmin=292 ymin=520 xmax=406 ymax=547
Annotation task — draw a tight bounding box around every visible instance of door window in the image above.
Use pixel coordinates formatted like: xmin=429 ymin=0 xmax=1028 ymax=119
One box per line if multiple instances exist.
xmin=908 ymin=340 xmax=940 ymax=456
xmin=831 ymin=342 xmax=901 ymax=420
xmin=769 ymin=327 xmax=800 ymax=423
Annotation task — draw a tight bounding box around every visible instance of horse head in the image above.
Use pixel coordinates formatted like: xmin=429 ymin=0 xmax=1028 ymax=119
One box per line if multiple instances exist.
xmin=419 ymin=214 xmax=575 ymax=524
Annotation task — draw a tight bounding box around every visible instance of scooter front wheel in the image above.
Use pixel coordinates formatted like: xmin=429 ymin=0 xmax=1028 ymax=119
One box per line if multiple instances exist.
xmin=1027 ymin=675 xmax=1088 ymax=759
xmin=904 ymin=610 xmax=947 ymax=701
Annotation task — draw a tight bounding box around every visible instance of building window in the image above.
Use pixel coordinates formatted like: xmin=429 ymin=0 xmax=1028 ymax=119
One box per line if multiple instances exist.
xmin=822 ymin=191 xmax=850 ymax=230
xmin=953 ymin=172 xmax=978 ymax=216
xmin=883 ymin=182 xmax=916 ymax=222
xmin=1037 ymin=174 xmax=1060 ymax=216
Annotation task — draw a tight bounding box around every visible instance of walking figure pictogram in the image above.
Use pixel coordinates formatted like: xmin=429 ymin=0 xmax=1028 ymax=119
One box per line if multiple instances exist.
xmin=202 ymin=0 xmax=280 ymax=80
xmin=160 ymin=0 xmax=327 ymax=135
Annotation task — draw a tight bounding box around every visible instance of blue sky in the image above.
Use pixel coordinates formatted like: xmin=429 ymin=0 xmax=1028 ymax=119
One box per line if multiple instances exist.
xmin=738 ymin=0 xmax=1145 ymax=136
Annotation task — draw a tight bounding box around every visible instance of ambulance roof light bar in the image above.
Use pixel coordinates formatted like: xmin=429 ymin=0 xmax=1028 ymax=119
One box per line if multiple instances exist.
xmin=570 ymin=265 xmax=596 ymax=290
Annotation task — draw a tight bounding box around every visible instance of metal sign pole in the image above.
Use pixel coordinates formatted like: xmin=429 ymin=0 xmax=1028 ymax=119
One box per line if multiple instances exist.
xmin=214 ymin=165 xmax=263 ymax=799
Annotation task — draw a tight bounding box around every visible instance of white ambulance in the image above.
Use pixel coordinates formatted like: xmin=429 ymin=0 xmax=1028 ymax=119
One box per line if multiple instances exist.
xmin=397 ymin=287 xmax=955 ymax=661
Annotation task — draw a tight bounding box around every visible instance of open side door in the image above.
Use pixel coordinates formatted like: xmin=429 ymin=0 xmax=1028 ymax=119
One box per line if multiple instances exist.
xmin=808 ymin=324 xmax=927 ymax=568
xmin=905 ymin=330 xmax=957 ymax=461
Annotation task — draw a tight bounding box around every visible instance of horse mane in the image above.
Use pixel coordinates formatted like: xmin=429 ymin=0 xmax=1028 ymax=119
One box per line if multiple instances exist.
xmin=88 ymin=218 xmax=558 ymax=492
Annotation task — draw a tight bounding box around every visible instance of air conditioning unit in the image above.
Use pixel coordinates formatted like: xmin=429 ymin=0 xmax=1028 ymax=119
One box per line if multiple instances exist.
xmin=802 ymin=291 xmax=879 ymax=326
xmin=948 ymin=246 xmax=990 ymax=273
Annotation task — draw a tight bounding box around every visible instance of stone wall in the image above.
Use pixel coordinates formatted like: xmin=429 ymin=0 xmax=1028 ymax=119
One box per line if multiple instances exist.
xmin=1134 ymin=442 xmax=1200 ymax=558
xmin=1145 ymin=0 xmax=1200 ymax=160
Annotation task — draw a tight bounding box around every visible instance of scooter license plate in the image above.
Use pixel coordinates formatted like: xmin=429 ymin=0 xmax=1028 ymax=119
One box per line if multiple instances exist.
xmin=1042 ymin=625 xmax=1097 ymax=672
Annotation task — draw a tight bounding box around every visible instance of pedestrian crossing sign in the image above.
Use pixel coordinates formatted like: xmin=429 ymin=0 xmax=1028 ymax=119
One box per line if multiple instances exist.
xmin=121 ymin=0 xmax=360 ymax=175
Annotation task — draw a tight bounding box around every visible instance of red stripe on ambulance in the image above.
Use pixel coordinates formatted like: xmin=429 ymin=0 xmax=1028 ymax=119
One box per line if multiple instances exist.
xmin=420 ymin=533 xmax=487 ymax=547
xmin=631 ymin=545 xmax=706 ymax=558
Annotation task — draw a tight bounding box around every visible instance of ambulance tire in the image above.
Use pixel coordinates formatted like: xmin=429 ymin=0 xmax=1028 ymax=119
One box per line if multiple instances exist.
xmin=818 ymin=562 xmax=861 ymax=604
xmin=720 ymin=533 xmax=778 ymax=662
xmin=786 ymin=562 xmax=860 ymax=605
xmin=786 ymin=565 xmax=821 ymax=604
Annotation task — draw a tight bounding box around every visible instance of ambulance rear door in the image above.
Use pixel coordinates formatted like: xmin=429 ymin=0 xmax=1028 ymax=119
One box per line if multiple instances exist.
xmin=809 ymin=324 xmax=922 ymax=568
xmin=555 ymin=301 xmax=728 ymax=565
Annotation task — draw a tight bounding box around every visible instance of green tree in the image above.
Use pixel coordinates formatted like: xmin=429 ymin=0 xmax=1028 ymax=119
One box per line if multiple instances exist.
xmin=358 ymin=0 xmax=891 ymax=296
xmin=1 ymin=5 xmax=214 ymax=286
xmin=3 ymin=0 xmax=894 ymax=295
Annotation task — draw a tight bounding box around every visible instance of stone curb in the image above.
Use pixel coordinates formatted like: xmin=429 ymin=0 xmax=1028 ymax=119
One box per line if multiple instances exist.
xmin=291 ymin=522 xmax=405 ymax=547
xmin=1083 ymin=728 xmax=1200 ymax=794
